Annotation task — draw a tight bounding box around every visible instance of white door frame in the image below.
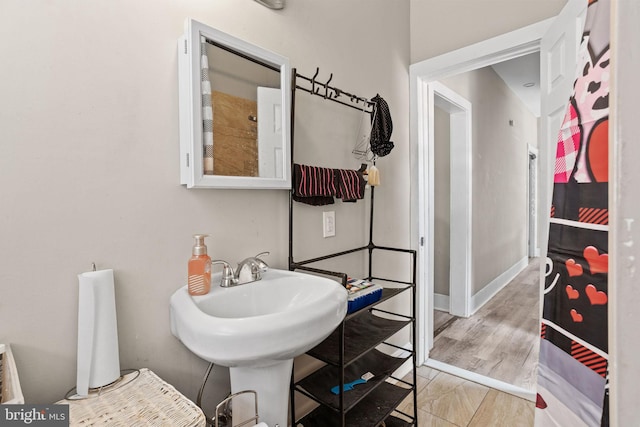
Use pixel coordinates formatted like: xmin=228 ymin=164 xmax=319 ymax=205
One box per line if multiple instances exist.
xmin=430 ymin=83 xmax=472 ymax=319
xmin=410 ymin=18 xmax=554 ymax=365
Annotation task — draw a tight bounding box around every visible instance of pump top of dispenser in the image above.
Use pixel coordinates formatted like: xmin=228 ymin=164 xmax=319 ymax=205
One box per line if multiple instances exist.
xmin=192 ymin=234 xmax=209 ymax=256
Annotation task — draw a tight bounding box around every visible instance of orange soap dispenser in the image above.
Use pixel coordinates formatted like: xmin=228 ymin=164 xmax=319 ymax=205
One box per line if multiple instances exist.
xmin=188 ymin=234 xmax=212 ymax=296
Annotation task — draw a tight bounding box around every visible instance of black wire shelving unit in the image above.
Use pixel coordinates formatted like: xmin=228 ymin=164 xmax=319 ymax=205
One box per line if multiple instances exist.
xmin=288 ymin=68 xmax=418 ymax=427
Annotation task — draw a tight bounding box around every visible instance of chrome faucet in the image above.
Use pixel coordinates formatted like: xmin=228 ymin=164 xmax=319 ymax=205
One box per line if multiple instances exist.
xmin=236 ymin=251 xmax=270 ymax=284
xmin=211 ymin=252 xmax=270 ymax=287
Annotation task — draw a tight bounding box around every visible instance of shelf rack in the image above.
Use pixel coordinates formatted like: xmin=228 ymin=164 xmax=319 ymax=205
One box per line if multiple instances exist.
xmin=288 ymin=68 xmax=418 ymax=427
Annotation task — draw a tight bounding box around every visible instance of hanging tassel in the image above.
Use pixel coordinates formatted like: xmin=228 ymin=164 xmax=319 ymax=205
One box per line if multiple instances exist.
xmin=367 ymin=164 xmax=380 ymax=186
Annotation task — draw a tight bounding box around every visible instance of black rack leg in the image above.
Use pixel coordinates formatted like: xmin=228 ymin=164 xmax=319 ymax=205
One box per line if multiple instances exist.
xmin=339 ymin=321 xmax=345 ymax=427
xmin=290 ymin=368 xmax=296 ymax=427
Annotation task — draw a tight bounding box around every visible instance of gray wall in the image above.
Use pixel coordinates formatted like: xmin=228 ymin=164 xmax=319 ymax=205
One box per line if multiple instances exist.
xmin=207 ymin=44 xmax=280 ymax=101
xmin=0 ymin=0 xmax=410 ymax=406
xmin=440 ymin=66 xmax=537 ymax=295
xmin=434 ymin=106 xmax=451 ymax=296
xmin=409 ymin=0 xmax=567 ymax=62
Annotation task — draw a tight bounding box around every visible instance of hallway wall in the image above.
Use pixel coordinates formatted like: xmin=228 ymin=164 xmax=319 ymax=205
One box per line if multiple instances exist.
xmin=434 ymin=106 xmax=451 ymax=297
xmin=440 ymin=66 xmax=537 ymax=296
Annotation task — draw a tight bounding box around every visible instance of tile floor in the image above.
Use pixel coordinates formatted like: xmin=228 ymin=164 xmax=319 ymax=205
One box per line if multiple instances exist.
xmin=397 ymin=366 xmax=534 ymax=427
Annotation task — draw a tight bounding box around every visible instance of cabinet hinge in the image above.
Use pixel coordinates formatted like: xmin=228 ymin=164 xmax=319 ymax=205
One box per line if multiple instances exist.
xmin=186 ymin=153 xmax=190 ymax=167
xmin=420 ymin=236 xmax=424 ymax=246
xmin=184 ymin=39 xmax=188 ymax=54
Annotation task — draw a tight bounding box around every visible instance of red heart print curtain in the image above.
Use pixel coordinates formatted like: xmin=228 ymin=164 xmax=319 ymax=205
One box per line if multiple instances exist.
xmin=536 ymin=0 xmax=610 ymax=425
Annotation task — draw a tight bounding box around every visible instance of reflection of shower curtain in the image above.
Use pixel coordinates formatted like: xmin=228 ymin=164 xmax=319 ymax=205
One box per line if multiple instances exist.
xmin=201 ymin=36 xmax=214 ymax=175
xmin=536 ymin=1 xmax=610 ymax=426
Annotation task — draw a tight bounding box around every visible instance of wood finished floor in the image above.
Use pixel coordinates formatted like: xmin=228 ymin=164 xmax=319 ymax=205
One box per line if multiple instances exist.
xmin=429 ymin=258 xmax=541 ymax=391
xmin=433 ymin=310 xmax=456 ymax=336
xmin=398 ymin=365 xmax=534 ymax=426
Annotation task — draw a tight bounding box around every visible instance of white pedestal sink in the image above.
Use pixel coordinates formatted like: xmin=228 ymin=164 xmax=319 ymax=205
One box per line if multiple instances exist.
xmin=170 ymin=268 xmax=347 ymax=427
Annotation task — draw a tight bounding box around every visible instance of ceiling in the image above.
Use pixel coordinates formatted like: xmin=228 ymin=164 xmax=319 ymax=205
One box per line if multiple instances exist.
xmin=491 ymin=52 xmax=541 ymax=117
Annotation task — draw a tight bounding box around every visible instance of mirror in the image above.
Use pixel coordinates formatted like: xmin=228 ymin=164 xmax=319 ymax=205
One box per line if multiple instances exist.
xmin=178 ymin=19 xmax=291 ymax=189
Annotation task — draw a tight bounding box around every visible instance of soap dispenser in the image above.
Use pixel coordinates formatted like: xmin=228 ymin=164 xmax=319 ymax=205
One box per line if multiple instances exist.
xmin=188 ymin=234 xmax=211 ymax=296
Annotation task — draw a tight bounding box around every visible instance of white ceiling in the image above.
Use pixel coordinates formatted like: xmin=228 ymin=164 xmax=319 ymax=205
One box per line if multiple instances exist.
xmin=491 ymin=52 xmax=541 ymax=117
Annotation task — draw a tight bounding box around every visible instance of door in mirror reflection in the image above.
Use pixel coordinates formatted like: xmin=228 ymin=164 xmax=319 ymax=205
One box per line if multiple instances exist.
xmin=257 ymin=87 xmax=283 ymax=179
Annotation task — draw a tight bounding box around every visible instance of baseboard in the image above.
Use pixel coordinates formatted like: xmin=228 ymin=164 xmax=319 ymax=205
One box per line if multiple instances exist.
xmin=424 ymin=359 xmax=536 ymax=402
xmin=471 ymin=256 xmax=528 ymax=315
xmin=433 ymin=293 xmax=450 ymax=312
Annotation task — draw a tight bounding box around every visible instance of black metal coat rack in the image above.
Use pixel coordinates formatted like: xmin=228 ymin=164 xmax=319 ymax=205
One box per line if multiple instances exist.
xmin=288 ymin=67 xmax=418 ymax=427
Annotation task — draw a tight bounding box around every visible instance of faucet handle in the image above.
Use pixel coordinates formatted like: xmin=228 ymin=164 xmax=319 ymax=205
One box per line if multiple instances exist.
xmin=211 ymin=260 xmax=236 ymax=287
xmin=253 ymin=252 xmax=270 ymax=271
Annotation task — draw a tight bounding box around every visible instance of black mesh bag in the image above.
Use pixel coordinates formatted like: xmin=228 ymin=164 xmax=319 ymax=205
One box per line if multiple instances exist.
xmin=369 ymin=94 xmax=394 ymax=157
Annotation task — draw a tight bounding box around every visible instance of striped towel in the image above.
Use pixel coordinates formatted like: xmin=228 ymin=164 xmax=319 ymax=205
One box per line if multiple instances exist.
xmin=335 ymin=168 xmax=365 ymax=202
xmin=293 ymin=164 xmax=336 ymax=206
xmin=293 ymin=164 xmax=366 ymax=205
xmin=294 ymin=164 xmax=336 ymax=197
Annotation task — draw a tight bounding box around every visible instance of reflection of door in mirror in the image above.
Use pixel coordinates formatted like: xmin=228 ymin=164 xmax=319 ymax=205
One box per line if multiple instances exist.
xmin=211 ymin=91 xmax=258 ymax=176
xmin=257 ymin=87 xmax=283 ymax=179
xmin=205 ymin=41 xmax=280 ymax=177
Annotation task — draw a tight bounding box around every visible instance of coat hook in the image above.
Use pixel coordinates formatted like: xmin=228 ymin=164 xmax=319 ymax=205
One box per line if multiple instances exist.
xmin=311 ymin=67 xmax=319 ymax=94
xmin=324 ymin=73 xmax=333 ymax=99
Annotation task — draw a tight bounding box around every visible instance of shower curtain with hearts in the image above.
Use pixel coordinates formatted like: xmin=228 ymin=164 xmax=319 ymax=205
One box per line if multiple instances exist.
xmin=535 ymin=0 xmax=610 ymax=426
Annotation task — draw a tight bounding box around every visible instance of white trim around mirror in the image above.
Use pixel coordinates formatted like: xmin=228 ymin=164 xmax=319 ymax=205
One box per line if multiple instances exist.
xmin=178 ymin=19 xmax=291 ymax=189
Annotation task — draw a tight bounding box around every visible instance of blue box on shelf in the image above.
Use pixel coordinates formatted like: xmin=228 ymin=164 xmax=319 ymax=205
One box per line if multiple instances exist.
xmin=346 ymin=278 xmax=383 ymax=314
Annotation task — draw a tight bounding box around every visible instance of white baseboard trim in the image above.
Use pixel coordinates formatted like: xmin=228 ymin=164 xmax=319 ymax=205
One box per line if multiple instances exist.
xmin=424 ymin=358 xmax=536 ymax=402
xmin=471 ymin=256 xmax=529 ymax=315
xmin=433 ymin=293 xmax=450 ymax=312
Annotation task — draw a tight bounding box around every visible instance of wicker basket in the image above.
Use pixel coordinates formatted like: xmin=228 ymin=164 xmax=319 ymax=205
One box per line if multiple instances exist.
xmin=0 ymin=343 xmax=25 ymax=404
xmin=57 ymin=368 xmax=205 ymax=426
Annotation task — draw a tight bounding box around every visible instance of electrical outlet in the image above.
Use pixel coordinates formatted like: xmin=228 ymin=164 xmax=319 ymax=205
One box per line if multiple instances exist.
xmin=323 ymin=211 xmax=336 ymax=238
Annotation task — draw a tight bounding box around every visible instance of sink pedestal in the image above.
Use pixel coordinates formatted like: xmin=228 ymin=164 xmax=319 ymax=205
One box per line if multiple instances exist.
xmin=170 ymin=269 xmax=348 ymax=425
xmin=229 ymin=359 xmax=293 ymax=427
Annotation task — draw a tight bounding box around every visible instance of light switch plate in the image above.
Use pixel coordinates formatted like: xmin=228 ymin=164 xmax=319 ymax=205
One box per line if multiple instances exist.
xmin=323 ymin=211 xmax=336 ymax=238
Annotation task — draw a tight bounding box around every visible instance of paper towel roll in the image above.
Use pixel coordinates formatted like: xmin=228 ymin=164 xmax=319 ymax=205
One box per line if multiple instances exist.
xmin=76 ymin=269 xmax=120 ymax=396
xmin=253 ymin=423 xmax=268 ymax=427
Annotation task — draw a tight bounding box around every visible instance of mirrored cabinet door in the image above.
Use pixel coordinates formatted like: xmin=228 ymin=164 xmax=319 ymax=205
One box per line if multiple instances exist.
xmin=178 ymin=19 xmax=291 ymax=189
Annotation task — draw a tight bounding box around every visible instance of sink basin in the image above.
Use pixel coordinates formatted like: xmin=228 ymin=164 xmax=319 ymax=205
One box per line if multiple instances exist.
xmin=170 ymin=268 xmax=347 ymax=367
xmin=170 ymin=268 xmax=347 ymax=427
